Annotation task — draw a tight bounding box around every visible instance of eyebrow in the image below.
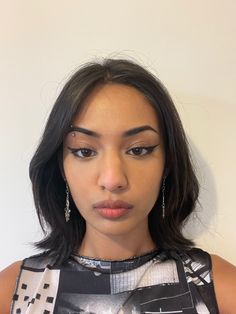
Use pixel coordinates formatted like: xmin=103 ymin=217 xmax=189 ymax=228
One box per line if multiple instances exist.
xmin=68 ymin=125 xmax=159 ymax=138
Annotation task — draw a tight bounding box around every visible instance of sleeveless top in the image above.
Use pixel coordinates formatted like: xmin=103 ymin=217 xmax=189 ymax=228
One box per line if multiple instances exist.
xmin=11 ymin=248 xmax=219 ymax=314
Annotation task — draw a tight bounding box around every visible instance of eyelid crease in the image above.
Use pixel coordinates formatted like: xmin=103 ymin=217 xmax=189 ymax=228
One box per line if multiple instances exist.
xmin=67 ymin=144 xmax=160 ymax=159
xmin=67 ymin=143 xmax=160 ymax=152
xmin=67 ymin=138 xmax=159 ymax=147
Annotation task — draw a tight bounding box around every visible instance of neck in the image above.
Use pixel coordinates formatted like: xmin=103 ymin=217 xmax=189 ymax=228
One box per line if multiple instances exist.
xmin=78 ymin=224 xmax=156 ymax=260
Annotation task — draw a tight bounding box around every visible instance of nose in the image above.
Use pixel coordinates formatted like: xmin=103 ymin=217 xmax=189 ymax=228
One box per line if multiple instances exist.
xmin=97 ymin=151 xmax=128 ymax=192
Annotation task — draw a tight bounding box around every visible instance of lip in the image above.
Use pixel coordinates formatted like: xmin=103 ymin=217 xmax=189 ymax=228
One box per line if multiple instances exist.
xmin=93 ymin=200 xmax=134 ymax=219
xmin=93 ymin=200 xmax=134 ymax=209
xmin=96 ymin=208 xmax=130 ymax=219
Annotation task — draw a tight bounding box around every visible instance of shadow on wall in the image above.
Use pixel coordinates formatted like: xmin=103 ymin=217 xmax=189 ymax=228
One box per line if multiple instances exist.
xmin=183 ymin=138 xmax=218 ymax=242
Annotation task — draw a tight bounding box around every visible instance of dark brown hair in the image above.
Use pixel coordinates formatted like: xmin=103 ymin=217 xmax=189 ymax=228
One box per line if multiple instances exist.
xmin=29 ymin=58 xmax=199 ymax=264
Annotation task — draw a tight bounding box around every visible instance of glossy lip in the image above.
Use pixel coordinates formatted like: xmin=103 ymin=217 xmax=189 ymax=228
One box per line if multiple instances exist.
xmin=92 ymin=200 xmax=134 ymax=209
xmin=93 ymin=200 xmax=134 ymax=219
xmin=96 ymin=208 xmax=130 ymax=219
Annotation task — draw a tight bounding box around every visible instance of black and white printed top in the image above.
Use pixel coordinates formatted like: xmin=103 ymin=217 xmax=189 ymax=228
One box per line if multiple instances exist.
xmin=11 ymin=248 xmax=219 ymax=314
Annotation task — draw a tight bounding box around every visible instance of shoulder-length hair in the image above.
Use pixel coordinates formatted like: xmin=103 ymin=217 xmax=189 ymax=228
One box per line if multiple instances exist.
xmin=29 ymin=58 xmax=199 ymax=264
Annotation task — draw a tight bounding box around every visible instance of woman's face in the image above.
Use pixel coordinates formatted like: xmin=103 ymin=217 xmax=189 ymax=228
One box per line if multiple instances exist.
xmin=63 ymin=83 xmax=165 ymax=239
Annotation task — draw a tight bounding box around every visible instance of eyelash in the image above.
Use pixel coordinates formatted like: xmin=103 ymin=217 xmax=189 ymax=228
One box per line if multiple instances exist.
xmin=68 ymin=145 xmax=159 ymax=159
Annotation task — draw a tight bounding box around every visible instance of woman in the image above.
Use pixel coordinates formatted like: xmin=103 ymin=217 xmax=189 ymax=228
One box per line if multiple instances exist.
xmin=1 ymin=59 xmax=235 ymax=313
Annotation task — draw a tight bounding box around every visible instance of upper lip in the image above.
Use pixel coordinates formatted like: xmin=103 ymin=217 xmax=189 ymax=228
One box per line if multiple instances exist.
xmin=93 ymin=200 xmax=134 ymax=209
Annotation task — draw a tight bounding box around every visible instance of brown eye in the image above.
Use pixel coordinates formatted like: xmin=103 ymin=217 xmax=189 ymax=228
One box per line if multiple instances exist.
xmin=131 ymin=147 xmax=144 ymax=155
xmin=79 ymin=149 xmax=94 ymax=157
xmin=67 ymin=147 xmax=97 ymax=159
xmin=127 ymin=145 xmax=159 ymax=156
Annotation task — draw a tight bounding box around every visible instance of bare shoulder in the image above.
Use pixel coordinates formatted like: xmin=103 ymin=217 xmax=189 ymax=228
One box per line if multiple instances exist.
xmin=0 ymin=261 xmax=22 ymax=314
xmin=211 ymin=254 xmax=236 ymax=314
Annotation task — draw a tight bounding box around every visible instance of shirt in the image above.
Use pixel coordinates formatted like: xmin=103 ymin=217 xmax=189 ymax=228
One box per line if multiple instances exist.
xmin=11 ymin=248 xmax=219 ymax=313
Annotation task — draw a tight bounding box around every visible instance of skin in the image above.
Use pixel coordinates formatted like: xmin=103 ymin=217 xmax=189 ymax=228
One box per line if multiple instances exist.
xmin=63 ymin=83 xmax=165 ymax=260
xmin=0 ymin=83 xmax=235 ymax=312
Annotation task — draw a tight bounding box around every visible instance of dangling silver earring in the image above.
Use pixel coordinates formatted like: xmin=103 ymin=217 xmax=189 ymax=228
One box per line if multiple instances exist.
xmin=64 ymin=183 xmax=71 ymax=222
xmin=162 ymin=176 xmax=166 ymax=219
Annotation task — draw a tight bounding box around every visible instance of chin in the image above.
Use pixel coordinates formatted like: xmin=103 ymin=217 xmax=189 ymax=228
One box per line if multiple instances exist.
xmin=92 ymin=219 xmax=144 ymax=238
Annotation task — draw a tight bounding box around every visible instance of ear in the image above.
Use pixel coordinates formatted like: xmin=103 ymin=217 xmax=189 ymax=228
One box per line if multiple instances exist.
xmin=57 ymin=148 xmax=66 ymax=181
xmin=163 ymin=167 xmax=170 ymax=178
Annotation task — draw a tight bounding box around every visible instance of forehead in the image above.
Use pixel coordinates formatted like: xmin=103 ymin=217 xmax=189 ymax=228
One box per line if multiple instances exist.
xmin=72 ymin=83 xmax=159 ymax=131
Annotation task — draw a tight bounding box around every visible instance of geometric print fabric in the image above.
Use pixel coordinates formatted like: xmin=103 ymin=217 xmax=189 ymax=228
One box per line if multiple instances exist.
xmin=11 ymin=248 xmax=219 ymax=314
xmin=11 ymin=268 xmax=59 ymax=313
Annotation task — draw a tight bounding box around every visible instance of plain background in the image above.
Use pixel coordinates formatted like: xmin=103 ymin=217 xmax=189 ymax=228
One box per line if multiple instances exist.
xmin=0 ymin=0 xmax=235 ymax=270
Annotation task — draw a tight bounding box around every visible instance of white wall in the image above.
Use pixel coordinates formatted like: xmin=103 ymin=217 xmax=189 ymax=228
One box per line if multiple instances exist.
xmin=0 ymin=0 xmax=235 ymax=270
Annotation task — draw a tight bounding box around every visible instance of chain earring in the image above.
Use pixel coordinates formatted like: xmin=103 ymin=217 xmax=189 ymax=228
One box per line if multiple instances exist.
xmin=162 ymin=176 xmax=166 ymax=219
xmin=64 ymin=183 xmax=71 ymax=222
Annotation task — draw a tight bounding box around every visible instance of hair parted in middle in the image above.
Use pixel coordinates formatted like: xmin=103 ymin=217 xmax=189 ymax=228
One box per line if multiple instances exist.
xmin=29 ymin=58 xmax=199 ymax=264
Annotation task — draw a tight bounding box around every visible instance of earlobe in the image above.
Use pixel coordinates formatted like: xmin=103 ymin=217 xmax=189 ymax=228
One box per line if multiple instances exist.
xmin=57 ymin=149 xmax=67 ymax=181
xmin=164 ymin=167 xmax=170 ymax=178
xmin=60 ymin=167 xmax=67 ymax=182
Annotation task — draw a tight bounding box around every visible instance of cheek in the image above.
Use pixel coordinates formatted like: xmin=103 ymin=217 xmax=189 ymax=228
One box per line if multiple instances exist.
xmin=134 ymin=163 xmax=164 ymax=199
xmin=136 ymin=173 xmax=162 ymax=201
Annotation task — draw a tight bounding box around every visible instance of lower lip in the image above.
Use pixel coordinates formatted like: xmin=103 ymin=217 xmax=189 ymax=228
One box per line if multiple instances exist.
xmin=95 ymin=208 xmax=130 ymax=219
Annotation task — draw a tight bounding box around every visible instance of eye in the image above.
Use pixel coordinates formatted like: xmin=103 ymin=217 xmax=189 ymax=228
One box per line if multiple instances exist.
xmin=68 ymin=147 xmax=97 ymax=158
xmin=127 ymin=145 xmax=159 ymax=156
